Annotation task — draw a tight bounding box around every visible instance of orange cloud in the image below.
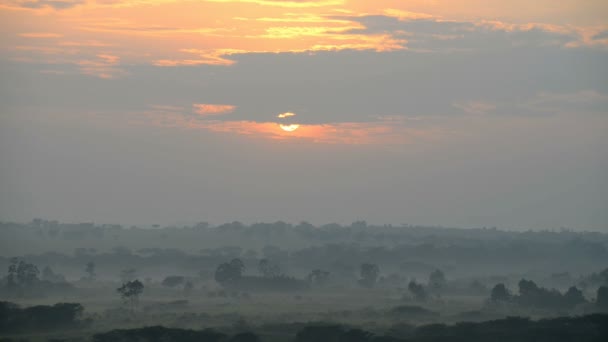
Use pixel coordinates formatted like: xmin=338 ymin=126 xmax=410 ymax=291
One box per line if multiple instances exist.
xmin=2 ymin=0 xmax=605 ymax=75
xmin=277 ymin=112 xmax=296 ymax=118
xmin=19 ymin=32 xmax=63 ymax=38
xmin=206 ymin=0 xmax=344 ymax=8
xmin=77 ymin=54 xmax=124 ymax=78
xmin=193 ymin=104 xmax=237 ymax=116
xmin=193 ymin=120 xmax=438 ymax=144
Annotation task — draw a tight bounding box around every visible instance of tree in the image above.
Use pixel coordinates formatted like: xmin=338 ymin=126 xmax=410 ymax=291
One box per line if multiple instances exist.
xmin=518 ymin=279 xmax=540 ymax=297
xmin=563 ymin=286 xmax=586 ymax=308
xmin=215 ymin=259 xmax=245 ymax=285
xmin=359 ymin=263 xmax=380 ymax=288
xmin=490 ymin=283 xmax=511 ymax=302
xmin=117 ymin=280 xmax=144 ymax=312
xmin=85 ymin=262 xmax=96 ymax=280
xmin=408 ymin=281 xmax=428 ymax=301
xmin=7 ymin=258 xmax=39 ymax=291
xmin=428 ymin=269 xmax=446 ymax=291
xmin=597 ymin=286 xmax=608 ymax=309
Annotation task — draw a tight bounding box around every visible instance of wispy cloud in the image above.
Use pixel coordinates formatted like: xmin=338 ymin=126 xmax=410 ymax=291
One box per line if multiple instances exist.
xmin=19 ymin=32 xmax=63 ymax=38
xmin=77 ymin=53 xmax=124 ymax=79
xmin=277 ymin=112 xmax=296 ymax=118
xmin=193 ymin=104 xmax=237 ymax=116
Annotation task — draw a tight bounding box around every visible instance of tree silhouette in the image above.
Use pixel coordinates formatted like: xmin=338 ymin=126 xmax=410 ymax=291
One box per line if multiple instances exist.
xmin=563 ymin=286 xmax=586 ymax=308
xmin=490 ymin=283 xmax=511 ymax=302
xmin=117 ymin=280 xmax=144 ymax=313
xmin=6 ymin=258 xmax=39 ymax=292
xmin=408 ymin=280 xmax=428 ymax=301
xmin=215 ymin=259 xmax=245 ymax=285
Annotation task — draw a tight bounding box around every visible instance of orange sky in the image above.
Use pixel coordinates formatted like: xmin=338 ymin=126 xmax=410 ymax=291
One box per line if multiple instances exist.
xmin=1 ymin=0 xmax=607 ymax=144
xmin=2 ymin=0 xmax=607 ymax=68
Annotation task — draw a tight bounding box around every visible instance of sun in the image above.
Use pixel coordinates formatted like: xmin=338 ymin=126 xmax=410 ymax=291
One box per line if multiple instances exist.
xmin=279 ymin=124 xmax=300 ymax=132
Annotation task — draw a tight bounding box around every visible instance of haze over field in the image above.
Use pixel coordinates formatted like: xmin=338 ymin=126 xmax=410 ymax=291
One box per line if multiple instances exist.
xmin=0 ymin=0 xmax=607 ymax=231
xmin=1 ymin=4 xmax=608 ymax=341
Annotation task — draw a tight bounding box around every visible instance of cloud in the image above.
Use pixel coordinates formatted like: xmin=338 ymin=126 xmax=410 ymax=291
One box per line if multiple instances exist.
xmin=19 ymin=32 xmax=63 ymax=38
xmin=592 ymin=31 xmax=608 ymax=40
xmin=77 ymin=54 xmax=125 ymax=79
xmin=340 ymin=15 xmax=581 ymax=51
xmin=125 ymin=103 xmax=440 ymax=145
xmin=277 ymin=112 xmax=296 ymax=118
xmin=156 ymin=116 xmax=437 ymax=145
xmin=154 ymin=49 xmax=243 ymax=67
xmin=523 ymin=90 xmax=608 ymax=114
xmin=205 ymin=0 xmax=343 ymax=8
xmin=193 ymin=104 xmax=237 ymax=116
xmin=2 ymin=0 xmax=84 ymax=10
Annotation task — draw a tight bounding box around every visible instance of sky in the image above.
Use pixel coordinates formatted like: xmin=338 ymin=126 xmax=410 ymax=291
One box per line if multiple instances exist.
xmin=0 ymin=0 xmax=607 ymax=230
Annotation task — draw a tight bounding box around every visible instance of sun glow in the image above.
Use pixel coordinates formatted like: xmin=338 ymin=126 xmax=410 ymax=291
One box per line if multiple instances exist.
xmin=279 ymin=124 xmax=300 ymax=132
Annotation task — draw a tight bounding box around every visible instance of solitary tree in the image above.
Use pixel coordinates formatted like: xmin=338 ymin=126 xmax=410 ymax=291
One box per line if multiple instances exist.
xmin=7 ymin=258 xmax=39 ymax=291
xmin=408 ymin=280 xmax=428 ymax=301
xmin=117 ymin=280 xmax=144 ymax=313
xmin=490 ymin=283 xmax=511 ymax=302
xmin=359 ymin=263 xmax=380 ymax=288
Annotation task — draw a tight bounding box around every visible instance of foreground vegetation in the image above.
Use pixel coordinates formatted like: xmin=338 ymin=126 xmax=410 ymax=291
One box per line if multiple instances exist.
xmin=1 ymin=220 xmax=607 ymax=341
xmin=1 ymin=301 xmax=607 ymax=342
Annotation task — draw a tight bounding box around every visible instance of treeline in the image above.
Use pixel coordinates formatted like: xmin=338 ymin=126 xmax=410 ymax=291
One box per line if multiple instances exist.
xmin=0 ymin=301 xmax=87 ymax=333
xmin=57 ymin=314 xmax=608 ymax=342
xmin=1 ymin=220 xmax=606 ymax=272
xmin=1 ymin=301 xmax=608 ymax=341
xmin=1 ymin=241 xmax=606 ymax=286
xmin=489 ymin=279 xmax=608 ymax=311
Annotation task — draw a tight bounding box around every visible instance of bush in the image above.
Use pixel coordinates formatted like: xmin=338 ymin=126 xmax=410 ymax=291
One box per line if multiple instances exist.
xmin=0 ymin=301 xmax=86 ymax=333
